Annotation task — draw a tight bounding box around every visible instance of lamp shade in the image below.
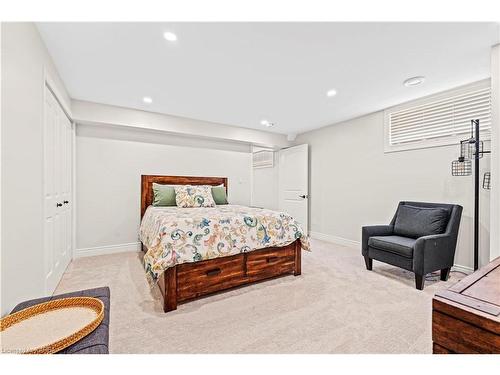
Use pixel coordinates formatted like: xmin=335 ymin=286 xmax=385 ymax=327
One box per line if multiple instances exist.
xmin=483 ymin=172 xmax=491 ymax=189
xmin=461 ymin=139 xmax=483 ymax=160
xmin=451 ymin=157 xmax=472 ymax=176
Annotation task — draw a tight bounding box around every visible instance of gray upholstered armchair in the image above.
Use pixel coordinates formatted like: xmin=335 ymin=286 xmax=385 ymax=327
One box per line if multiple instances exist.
xmin=362 ymin=201 xmax=463 ymax=290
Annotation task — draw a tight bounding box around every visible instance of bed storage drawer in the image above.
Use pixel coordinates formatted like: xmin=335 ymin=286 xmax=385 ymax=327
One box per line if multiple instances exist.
xmin=176 ymin=255 xmax=245 ymax=301
xmin=246 ymin=246 xmax=296 ymax=281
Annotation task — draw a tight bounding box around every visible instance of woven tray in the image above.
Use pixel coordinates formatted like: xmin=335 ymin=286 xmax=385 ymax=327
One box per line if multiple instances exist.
xmin=0 ymin=297 xmax=104 ymax=354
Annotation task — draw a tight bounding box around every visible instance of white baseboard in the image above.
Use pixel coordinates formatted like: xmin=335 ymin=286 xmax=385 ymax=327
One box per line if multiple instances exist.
xmin=74 ymin=241 xmax=141 ymax=258
xmin=310 ymin=231 xmax=475 ymax=273
xmin=451 ymin=264 xmax=474 ymax=274
xmin=309 ymin=231 xmax=360 ymax=249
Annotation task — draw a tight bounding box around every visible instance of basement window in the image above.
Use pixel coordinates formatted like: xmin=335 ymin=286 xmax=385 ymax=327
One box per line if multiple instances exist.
xmin=384 ymin=80 xmax=491 ymax=153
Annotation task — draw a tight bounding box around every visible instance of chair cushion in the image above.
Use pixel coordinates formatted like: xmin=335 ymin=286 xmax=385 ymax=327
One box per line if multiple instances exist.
xmin=393 ymin=205 xmax=448 ymax=239
xmin=368 ymin=235 xmax=416 ymax=258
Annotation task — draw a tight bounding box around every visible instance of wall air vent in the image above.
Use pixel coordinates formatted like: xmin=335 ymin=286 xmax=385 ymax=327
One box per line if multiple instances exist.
xmin=252 ymin=150 xmax=274 ymax=168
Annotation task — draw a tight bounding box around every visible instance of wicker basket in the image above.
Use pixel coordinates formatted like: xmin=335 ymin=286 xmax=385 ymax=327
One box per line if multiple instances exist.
xmin=0 ymin=297 xmax=104 ymax=354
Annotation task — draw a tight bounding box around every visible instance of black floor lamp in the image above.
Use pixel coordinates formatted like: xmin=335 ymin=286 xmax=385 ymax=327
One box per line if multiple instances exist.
xmin=451 ymin=119 xmax=491 ymax=271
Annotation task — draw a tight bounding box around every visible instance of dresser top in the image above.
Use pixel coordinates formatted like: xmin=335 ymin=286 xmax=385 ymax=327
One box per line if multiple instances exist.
xmin=461 ymin=262 xmax=500 ymax=306
xmin=434 ymin=256 xmax=500 ymax=331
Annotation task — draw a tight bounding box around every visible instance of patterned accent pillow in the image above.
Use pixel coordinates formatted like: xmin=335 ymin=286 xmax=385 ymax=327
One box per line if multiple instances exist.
xmin=174 ymin=185 xmax=216 ymax=208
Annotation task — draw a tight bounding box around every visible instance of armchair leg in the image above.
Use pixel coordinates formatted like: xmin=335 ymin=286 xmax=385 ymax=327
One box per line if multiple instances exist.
xmin=415 ymin=274 xmax=425 ymax=290
xmin=364 ymin=256 xmax=373 ymax=270
xmin=440 ymin=268 xmax=451 ymax=281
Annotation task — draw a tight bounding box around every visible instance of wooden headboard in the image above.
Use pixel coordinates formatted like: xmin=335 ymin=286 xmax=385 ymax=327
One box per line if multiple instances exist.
xmin=141 ymin=175 xmax=228 ymax=218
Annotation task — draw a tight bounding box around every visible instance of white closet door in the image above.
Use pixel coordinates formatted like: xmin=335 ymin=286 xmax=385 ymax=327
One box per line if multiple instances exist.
xmin=44 ymin=85 xmax=72 ymax=294
xmin=278 ymin=144 xmax=309 ymax=231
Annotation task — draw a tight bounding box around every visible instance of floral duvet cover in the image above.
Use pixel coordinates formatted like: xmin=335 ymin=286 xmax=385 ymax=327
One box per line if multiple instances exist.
xmin=139 ymin=204 xmax=310 ymax=283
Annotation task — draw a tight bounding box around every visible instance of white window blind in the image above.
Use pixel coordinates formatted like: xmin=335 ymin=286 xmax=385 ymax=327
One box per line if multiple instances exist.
xmin=387 ymin=85 xmax=491 ymax=150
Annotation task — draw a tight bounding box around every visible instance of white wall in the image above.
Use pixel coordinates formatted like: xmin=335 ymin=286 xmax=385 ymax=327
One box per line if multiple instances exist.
xmin=295 ymin=110 xmax=491 ymax=270
xmin=251 ymin=147 xmax=279 ymax=210
xmin=1 ymin=23 xmax=71 ymax=315
xmin=490 ymin=43 xmax=500 ymax=261
xmin=75 ymin=125 xmax=252 ymax=255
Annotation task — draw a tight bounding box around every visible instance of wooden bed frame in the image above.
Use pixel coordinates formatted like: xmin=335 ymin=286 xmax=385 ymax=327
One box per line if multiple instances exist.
xmin=140 ymin=175 xmax=301 ymax=312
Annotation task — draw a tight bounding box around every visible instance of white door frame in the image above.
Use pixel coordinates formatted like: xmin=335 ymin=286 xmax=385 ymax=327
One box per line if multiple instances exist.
xmin=43 ymin=71 xmax=75 ymax=294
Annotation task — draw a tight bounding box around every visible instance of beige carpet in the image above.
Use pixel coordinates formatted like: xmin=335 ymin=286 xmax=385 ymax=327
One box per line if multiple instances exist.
xmin=56 ymin=239 xmax=463 ymax=353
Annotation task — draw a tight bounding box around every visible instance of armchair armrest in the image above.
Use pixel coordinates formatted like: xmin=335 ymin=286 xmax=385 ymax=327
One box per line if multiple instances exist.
xmin=361 ymin=225 xmax=394 ymax=255
xmin=413 ymin=233 xmax=454 ymax=275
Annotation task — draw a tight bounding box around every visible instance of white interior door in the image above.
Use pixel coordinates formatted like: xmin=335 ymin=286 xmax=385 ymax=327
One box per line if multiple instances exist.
xmin=278 ymin=144 xmax=309 ymax=231
xmin=44 ymin=85 xmax=73 ymax=294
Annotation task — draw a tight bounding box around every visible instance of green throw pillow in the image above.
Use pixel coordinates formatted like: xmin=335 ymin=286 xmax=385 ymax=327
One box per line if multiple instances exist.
xmin=152 ymin=183 xmax=176 ymax=206
xmin=211 ymin=185 xmax=228 ymax=205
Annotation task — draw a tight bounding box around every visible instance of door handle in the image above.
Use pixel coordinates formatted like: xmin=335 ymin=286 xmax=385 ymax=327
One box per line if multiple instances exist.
xmin=56 ymin=203 xmax=63 ymax=207
xmin=266 ymin=256 xmax=278 ymax=263
xmin=63 ymin=200 xmax=69 ymax=204
xmin=206 ymin=268 xmax=221 ymax=277
xmin=299 ymin=195 xmax=308 ymax=199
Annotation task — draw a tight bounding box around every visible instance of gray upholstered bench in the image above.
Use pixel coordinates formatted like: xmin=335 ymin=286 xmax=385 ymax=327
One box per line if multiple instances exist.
xmin=10 ymin=287 xmax=110 ymax=354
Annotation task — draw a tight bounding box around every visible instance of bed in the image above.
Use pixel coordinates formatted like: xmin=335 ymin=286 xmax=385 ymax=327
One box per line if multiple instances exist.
xmin=139 ymin=175 xmax=309 ymax=312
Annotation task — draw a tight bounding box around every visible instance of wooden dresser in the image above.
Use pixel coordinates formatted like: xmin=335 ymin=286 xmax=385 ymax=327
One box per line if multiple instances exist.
xmin=432 ymin=256 xmax=500 ymax=354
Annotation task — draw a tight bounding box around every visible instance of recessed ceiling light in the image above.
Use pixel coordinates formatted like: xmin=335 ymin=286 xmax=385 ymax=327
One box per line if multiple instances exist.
xmin=163 ymin=31 xmax=178 ymax=42
xmin=403 ymin=76 xmax=425 ymax=87
xmin=326 ymin=89 xmax=337 ymax=97
xmin=261 ymin=120 xmax=274 ymax=128
xmin=143 ymin=96 xmax=153 ymax=104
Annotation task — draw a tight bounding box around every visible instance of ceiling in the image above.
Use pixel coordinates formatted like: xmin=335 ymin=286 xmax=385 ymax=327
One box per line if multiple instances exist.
xmin=37 ymin=22 xmax=499 ymax=135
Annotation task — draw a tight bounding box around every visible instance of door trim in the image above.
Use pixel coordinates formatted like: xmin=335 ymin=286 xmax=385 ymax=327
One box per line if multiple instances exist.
xmin=43 ymin=70 xmax=75 ymax=295
xmin=44 ymin=72 xmax=72 ymax=120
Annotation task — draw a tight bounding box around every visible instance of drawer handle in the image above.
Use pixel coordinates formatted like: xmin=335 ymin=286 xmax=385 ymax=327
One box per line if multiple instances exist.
xmin=206 ymin=268 xmax=221 ymax=277
xmin=266 ymin=256 xmax=278 ymax=263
